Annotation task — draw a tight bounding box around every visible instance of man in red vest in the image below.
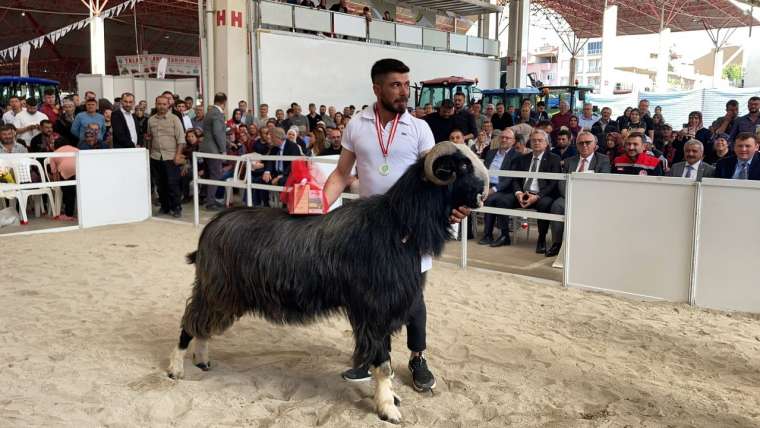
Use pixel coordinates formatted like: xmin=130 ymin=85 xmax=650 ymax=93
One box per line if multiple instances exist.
xmin=613 ymin=132 xmax=663 ymax=176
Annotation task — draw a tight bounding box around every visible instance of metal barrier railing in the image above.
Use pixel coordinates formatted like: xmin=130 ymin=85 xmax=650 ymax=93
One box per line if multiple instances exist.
xmin=191 ymin=152 xmax=568 ymax=273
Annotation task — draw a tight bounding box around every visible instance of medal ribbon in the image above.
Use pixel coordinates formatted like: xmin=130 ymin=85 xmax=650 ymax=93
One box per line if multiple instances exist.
xmin=374 ymin=105 xmax=400 ymax=161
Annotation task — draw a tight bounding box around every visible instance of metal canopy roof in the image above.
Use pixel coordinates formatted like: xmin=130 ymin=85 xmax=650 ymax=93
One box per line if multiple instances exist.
xmin=401 ymin=0 xmax=501 ymax=16
xmin=535 ymin=0 xmax=759 ymax=38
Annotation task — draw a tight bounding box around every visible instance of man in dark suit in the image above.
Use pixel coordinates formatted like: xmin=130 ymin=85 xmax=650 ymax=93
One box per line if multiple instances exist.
xmin=263 ymin=127 xmax=302 ymax=188
xmin=667 ymin=139 xmax=715 ymax=181
xmin=548 ymin=131 xmax=611 ymax=256
xmin=591 ymin=106 xmax=619 ymax=143
xmin=111 ymin=92 xmax=141 ymax=148
xmin=481 ymin=129 xmax=561 ymax=252
xmin=201 ymin=92 xmax=228 ymax=210
xmin=715 ymin=133 xmax=760 ymax=180
xmin=479 ymin=128 xmax=522 ymax=246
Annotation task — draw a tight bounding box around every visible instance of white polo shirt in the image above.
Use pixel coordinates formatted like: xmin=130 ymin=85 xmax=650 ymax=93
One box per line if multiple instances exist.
xmin=342 ymin=104 xmax=436 ymax=272
xmin=342 ymin=104 xmax=435 ymax=198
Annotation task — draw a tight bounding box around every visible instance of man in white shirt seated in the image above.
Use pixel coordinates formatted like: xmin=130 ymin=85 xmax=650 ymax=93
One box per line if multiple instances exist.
xmin=667 ymin=139 xmax=714 ymax=181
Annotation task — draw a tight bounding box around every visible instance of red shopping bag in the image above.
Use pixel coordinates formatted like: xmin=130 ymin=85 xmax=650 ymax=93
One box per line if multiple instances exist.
xmin=280 ymin=160 xmax=328 ymax=215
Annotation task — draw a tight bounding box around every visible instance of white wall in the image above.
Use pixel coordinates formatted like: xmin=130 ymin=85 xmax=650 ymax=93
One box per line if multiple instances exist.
xmin=745 ymin=46 xmax=760 ymax=88
xmin=255 ymin=30 xmax=499 ymax=110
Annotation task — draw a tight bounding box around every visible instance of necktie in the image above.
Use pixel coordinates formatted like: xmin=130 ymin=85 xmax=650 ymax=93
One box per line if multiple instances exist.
xmin=739 ymin=162 xmax=748 ymax=180
xmin=685 ymin=165 xmax=694 ymax=178
xmin=525 ymin=157 xmax=539 ymax=192
xmin=276 ymin=148 xmax=283 ymax=172
xmin=579 ymin=158 xmax=587 ymax=172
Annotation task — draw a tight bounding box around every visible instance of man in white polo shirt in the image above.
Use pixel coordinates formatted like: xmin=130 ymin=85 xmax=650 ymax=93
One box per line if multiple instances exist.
xmin=323 ymin=58 xmax=469 ymax=393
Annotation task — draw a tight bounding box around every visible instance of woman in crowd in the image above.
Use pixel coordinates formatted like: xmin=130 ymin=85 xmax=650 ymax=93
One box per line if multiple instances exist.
xmin=134 ymin=104 xmax=148 ymax=146
xmin=333 ymin=112 xmax=344 ymax=128
xmin=238 ymin=128 xmax=254 ymax=154
xmin=568 ymin=115 xmax=582 ymax=142
xmin=103 ymin=108 xmax=113 ymax=147
xmin=470 ymin=129 xmax=491 ymax=159
xmin=180 ymin=129 xmax=202 ymax=202
xmin=678 ymin=111 xmax=711 ymax=146
xmin=247 ymin=123 xmax=259 ymax=143
xmin=226 ymin=108 xmax=244 ymax=128
xmin=600 ymin=132 xmax=624 ymax=164
xmin=310 ymin=128 xmax=327 ymax=156
xmin=617 ymin=107 xmax=632 ymax=130
xmin=287 ymin=127 xmax=307 ymax=154
xmin=54 ymin=100 xmax=77 ymax=145
xmin=651 ymin=113 xmax=666 ymax=149
xmin=626 ymin=108 xmax=646 ymax=133
xmin=704 ymin=134 xmax=731 ymax=165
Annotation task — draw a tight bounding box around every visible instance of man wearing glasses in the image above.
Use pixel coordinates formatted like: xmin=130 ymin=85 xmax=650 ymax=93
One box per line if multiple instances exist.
xmin=547 ymin=131 xmax=611 ymax=257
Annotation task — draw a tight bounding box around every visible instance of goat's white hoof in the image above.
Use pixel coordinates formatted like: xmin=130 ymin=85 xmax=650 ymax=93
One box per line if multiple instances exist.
xmin=167 ymin=348 xmax=185 ymax=379
xmin=377 ymin=401 xmax=402 ymax=424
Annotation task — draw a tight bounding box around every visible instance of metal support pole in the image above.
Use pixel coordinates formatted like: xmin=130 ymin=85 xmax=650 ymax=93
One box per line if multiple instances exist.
xmin=459 ymin=216 xmax=468 ymax=269
xmin=246 ymin=159 xmax=253 ymax=208
xmin=193 ymin=152 xmax=200 ymax=227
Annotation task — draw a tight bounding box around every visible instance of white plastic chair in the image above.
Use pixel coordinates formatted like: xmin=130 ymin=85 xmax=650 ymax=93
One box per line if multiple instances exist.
xmin=12 ymin=158 xmax=55 ymax=225
xmin=224 ymin=158 xmax=249 ymax=208
xmin=42 ymin=158 xmax=63 ymax=218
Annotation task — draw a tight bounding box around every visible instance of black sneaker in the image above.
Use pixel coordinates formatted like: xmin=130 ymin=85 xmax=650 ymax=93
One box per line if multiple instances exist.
xmin=409 ymin=355 xmax=436 ymax=392
xmin=341 ymin=364 xmax=395 ymax=382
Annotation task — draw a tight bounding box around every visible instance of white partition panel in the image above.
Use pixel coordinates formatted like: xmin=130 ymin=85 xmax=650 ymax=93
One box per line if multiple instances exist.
xmin=396 ymin=24 xmax=422 ymax=46
xmin=133 ymin=78 xmax=146 ymax=102
xmin=294 ymin=7 xmax=331 ymax=32
xmin=450 ymin=33 xmax=467 ymax=53
xmin=565 ymin=174 xmax=696 ymax=301
xmin=112 ymin=76 xmax=134 ymax=99
xmin=77 ymin=149 xmax=151 ymax=229
xmin=260 ymin=1 xmax=293 ymax=27
xmin=467 ymin=36 xmax=485 ymax=54
xmin=693 ymin=179 xmax=760 ymax=312
xmin=369 ymin=20 xmax=395 ymax=42
xmin=422 ymin=28 xmax=447 ymax=49
xmin=484 ymin=39 xmax=499 ymax=56
xmin=333 ymin=13 xmax=365 ymax=38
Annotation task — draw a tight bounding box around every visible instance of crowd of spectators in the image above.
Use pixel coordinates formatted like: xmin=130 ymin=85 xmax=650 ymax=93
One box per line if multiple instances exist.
xmin=2 ymin=86 xmax=758 ymax=232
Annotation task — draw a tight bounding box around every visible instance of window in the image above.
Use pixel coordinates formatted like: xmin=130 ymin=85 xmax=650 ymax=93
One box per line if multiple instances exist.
xmin=587 ymin=41 xmax=602 ymax=55
xmin=547 ymin=72 xmax=554 ymax=81
xmin=588 ymin=59 xmax=601 ymax=73
xmin=561 ymin=60 xmax=570 ymax=72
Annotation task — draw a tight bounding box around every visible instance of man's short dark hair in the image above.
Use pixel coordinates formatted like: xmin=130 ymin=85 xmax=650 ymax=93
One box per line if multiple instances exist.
xmin=537 ymin=101 xmax=546 ymax=108
xmin=27 ymin=98 xmax=37 ymax=105
xmin=557 ymin=129 xmax=572 ymax=139
xmin=319 ymin=104 xmax=326 ymax=108
xmin=85 ymin=98 xmax=97 ymax=104
xmin=39 ymin=120 xmax=52 ymax=127
xmin=627 ymin=131 xmax=645 ymax=143
xmin=496 ymin=102 xmax=505 ymax=107
xmin=121 ymin=92 xmax=134 ymax=100
xmin=0 ymin=124 xmax=14 ymax=133
xmin=260 ymin=103 xmax=269 ymax=108
xmin=114 ymin=97 xmax=121 ymax=103
xmin=370 ymin=58 xmax=410 ymax=83
xmin=537 ymin=120 xmax=552 ymax=128
xmin=185 ymin=96 xmax=193 ymax=101
xmin=439 ymin=99 xmax=454 ymax=109
xmin=749 ymin=96 xmax=760 ymax=103
xmin=736 ymin=132 xmax=757 ymax=144
xmin=8 ymin=95 xmax=19 ymax=102
xmin=308 ymin=103 xmax=315 ymax=108
xmin=450 ymin=128 xmax=464 ymax=136
xmin=291 ymin=102 xmax=298 ymax=108
xmin=454 ymin=92 xmax=465 ymax=98
xmin=162 ymin=90 xmax=174 ymax=96
xmin=726 ymin=99 xmax=739 ymax=108
xmin=661 ymin=124 xmax=673 ymax=131
xmin=286 ymin=108 xmax=294 ymax=114
xmin=43 ymin=89 xmax=55 ymax=96
xmin=213 ymin=92 xmax=227 ymax=104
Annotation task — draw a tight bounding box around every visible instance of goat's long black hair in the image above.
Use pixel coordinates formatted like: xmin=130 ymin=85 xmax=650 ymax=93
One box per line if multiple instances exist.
xmin=183 ymin=149 xmax=484 ymax=368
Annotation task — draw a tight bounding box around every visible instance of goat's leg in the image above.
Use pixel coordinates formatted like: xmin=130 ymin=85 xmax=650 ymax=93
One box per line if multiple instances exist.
xmin=372 ymin=339 xmax=402 ymax=424
xmin=167 ymin=328 xmax=193 ymax=379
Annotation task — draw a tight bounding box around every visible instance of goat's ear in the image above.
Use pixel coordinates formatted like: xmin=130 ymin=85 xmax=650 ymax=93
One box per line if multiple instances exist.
xmin=432 ymin=155 xmax=456 ymax=182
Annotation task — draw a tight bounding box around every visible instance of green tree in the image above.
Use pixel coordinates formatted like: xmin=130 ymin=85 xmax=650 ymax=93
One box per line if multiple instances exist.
xmin=722 ymin=64 xmax=743 ymax=82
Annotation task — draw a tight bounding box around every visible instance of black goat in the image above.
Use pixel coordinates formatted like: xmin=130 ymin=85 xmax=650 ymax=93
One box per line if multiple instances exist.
xmin=167 ymin=142 xmax=489 ymax=423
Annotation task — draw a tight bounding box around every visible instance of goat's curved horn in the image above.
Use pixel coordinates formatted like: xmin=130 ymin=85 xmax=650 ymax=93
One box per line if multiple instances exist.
xmin=424 ymin=141 xmax=459 ymax=186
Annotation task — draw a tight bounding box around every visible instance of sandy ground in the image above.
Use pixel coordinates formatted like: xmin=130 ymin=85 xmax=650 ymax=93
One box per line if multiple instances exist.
xmin=2 ymin=219 xmax=760 ymax=428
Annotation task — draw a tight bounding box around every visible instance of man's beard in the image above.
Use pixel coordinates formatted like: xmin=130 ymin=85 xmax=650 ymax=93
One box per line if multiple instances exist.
xmin=380 ymin=97 xmax=407 ymax=114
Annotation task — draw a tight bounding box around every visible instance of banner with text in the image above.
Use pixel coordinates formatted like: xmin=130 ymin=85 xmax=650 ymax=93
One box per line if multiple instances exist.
xmin=116 ymin=55 xmax=200 ymax=77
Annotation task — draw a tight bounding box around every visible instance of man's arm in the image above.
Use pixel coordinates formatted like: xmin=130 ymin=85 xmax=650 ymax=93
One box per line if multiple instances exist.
xmin=212 ymin=114 xmax=226 ymax=153
xmin=323 ymin=148 xmax=356 ymax=206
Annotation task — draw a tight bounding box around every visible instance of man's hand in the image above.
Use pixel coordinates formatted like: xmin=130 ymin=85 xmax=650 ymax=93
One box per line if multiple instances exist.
xmin=272 ymin=175 xmax=282 ymax=185
xmin=262 ymin=171 xmax=272 ymax=183
xmin=449 ymin=206 xmax=471 ymax=224
xmin=523 ymin=193 xmax=539 ymax=208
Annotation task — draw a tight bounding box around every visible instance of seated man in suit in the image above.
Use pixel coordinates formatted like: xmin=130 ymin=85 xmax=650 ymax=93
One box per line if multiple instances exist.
xmin=479 ymin=128 xmax=522 ymax=246
xmin=260 ymin=127 xmax=302 ymax=199
xmin=667 ymin=139 xmax=715 ymax=181
xmin=548 ymin=131 xmax=611 ymax=257
xmin=715 ymin=132 xmax=760 ymax=180
xmin=481 ymin=129 xmax=561 ymax=253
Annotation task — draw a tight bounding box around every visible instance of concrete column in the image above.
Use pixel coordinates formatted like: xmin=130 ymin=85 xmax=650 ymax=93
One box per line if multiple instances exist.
xmin=712 ymin=48 xmax=724 ymax=88
xmin=479 ymin=14 xmax=492 ymax=39
xmin=214 ymin=0 xmax=250 ymax=109
xmin=90 ymin=15 xmax=106 ymax=75
xmin=600 ymin=4 xmax=617 ymax=95
xmin=506 ymin=0 xmax=529 ymax=88
xmin=655 ymin=27 xmax=670 ymax=91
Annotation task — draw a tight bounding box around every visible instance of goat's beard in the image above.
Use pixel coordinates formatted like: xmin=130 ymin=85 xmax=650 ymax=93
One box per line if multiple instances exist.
xmin=380 ymin=97 xmax=408 ymax=114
